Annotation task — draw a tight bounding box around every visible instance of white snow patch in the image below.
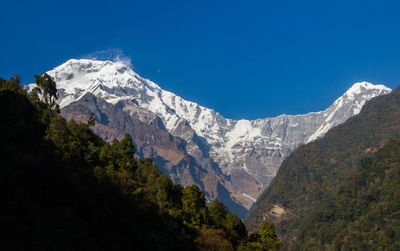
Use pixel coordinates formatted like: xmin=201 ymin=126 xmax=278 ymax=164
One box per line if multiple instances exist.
xmin=241 ymin=192 xmax=256 ymax=202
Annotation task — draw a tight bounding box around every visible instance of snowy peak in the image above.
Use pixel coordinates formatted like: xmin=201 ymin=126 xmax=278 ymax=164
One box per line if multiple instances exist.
xmin=330 ymin=81 xmax=391 ymax=116
xmin=48 ymin=59 xmax=162 ymax=108
xmin=305 ymin=82 xmax=391 ymax=143
xmin=50 ymin=59 xmax=137 ymax=88
xmin=344 ymin=81 xmax=390 ymax=99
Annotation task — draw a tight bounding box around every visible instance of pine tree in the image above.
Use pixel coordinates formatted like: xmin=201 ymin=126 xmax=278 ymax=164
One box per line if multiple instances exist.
xmin=33 ymin=73 xmax=59 ymax=113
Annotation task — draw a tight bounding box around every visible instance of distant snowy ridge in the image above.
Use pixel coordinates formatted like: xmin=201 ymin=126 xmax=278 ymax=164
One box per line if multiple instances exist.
xmin=305 ymin=82 xmax=390 ymax=143
xmin=31 ymin=59 xmax=392 ymax=211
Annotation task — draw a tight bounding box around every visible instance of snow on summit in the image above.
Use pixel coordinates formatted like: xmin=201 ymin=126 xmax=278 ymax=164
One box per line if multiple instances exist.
xmin=345 ymin=82 xmax=390 ymax=100
xmin=46 ymin=59 xmax=392 ymax=147
xmin=48 ymin=59 xmax=162 ymax=108
xmin=305 ymin=82 xmax=391 ymax=143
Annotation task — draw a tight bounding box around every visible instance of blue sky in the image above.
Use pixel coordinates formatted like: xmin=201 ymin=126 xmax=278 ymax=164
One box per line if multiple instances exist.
xmin=1 ymin=0 xmax=400 ymax=119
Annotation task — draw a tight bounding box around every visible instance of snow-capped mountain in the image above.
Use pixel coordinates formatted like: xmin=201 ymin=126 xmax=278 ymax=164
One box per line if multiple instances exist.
xmin=31 ymin=59 xmax=391 ymax=215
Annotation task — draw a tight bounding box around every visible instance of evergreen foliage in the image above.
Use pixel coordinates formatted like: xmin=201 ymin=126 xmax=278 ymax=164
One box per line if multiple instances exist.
xmin=32 ymin=73 xmax=60 ymax=112
xmin=294 ymin=136 xmax=400 ymax=250
xmin=0 ymin=75 xmax=278 ymax=250
xmin=239 ymin=220 xmax=283 ymax=251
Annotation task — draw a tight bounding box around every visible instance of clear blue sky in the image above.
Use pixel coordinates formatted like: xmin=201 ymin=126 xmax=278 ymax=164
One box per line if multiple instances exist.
xmin=1 ymin=0 xmax=400 ymax=119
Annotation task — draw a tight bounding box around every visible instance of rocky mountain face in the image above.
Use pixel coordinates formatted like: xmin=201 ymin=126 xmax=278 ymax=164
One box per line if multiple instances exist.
xmin=60 ymin=92 xmax=248 ymax=215
xmin=31 ymin=59 xmax=391 ymax=217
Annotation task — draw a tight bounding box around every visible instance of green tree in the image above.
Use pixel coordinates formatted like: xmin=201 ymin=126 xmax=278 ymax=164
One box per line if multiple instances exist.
xmin=259 ymin=221 xmax=282 ymax=250
xmin=156 ymin=174 xmax=175 ymax=208
xmin=33 ymin=73 xmax=59 ymax=112
xmin=240 ymin=220 xmax=282 ymax=251
xmin=182 ymin=185 xmax=207 ymax=226
xmin=208 ymin=199 xmax=228 ymax=228
xmin=195 ymin=227 xmax=233 ymax=251
xmin=116 ymin=134 xmax=135 ymax=164
xmin=223 ymin=212 xmax=247 ymax=247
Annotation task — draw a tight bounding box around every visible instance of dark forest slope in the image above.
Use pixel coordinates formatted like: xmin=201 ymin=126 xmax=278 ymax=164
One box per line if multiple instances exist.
xmin=0 ymin=75 xmax=255 ymax=250
xmin=245 ymin=85 xmax=400 ymax=250
xmin=294 ymin=134 xmax=400 ymax=250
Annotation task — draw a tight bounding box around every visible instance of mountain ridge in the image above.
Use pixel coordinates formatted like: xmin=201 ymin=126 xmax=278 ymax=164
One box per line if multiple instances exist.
xmin=28 ymin=58 xmax=392 ymax=215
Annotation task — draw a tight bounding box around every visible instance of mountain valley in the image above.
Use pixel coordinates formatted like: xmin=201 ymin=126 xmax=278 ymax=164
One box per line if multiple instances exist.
xmin=31 ymin=59 xmax=391 ymax=216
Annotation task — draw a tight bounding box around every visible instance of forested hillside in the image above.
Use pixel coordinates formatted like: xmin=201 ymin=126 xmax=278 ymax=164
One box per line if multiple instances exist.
xmin=246 ymin=85 xmax=400 ymax=250
xmin=295 ymin=135 xmax=400 ymax=250
xmin=0 ymin=75 xmax=281 ymax=250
